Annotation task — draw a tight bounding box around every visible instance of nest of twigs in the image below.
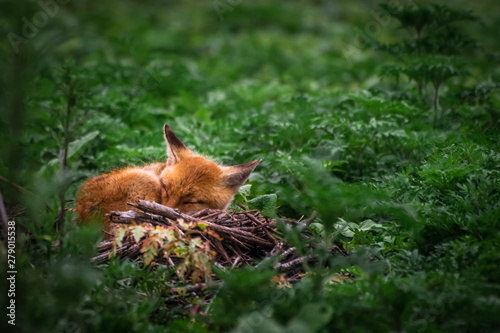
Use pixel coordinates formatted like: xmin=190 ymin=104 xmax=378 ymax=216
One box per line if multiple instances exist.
xmin=91 ymin=200 xmax=347 ymax=282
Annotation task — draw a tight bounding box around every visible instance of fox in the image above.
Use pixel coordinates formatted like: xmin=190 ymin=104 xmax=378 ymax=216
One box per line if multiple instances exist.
xmin=76 ymin=124 xmax=261 ymax=238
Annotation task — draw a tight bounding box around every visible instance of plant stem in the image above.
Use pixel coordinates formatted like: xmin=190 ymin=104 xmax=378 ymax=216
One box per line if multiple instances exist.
xmin=55 ymin=101 xmax=72 ymax=232
xmin=433 ymin=81 xmax=441 ymax=126
xmin=416 ymin=27 xmax=421 ymax=57
xmin=415 ymin=27 xmax=422 ymax=97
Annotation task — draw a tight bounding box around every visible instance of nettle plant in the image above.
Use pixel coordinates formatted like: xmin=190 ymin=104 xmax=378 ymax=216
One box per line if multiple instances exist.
xmin=32 ymin=60 xmax=97 ymax=232
xmin=376 ymin=3 xmax=479 ymax=123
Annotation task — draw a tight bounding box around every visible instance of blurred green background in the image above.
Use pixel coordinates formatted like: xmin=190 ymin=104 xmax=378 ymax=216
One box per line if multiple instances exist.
xmin=1 ymin=0 xmax=499 ymax=332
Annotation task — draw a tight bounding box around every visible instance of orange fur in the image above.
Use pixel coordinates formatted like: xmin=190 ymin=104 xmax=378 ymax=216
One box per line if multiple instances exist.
xmin=75 ymin=125 xmax=260 ymax=238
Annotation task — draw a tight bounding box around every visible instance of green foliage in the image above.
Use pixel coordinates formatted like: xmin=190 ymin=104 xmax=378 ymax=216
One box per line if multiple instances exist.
xmin=375 ymin=2 xmax=483 ymax=116
xmin=1 ymin=0 xmax=499 ymax=332
xmin=247 ymin=194 xmax=278 ymax=217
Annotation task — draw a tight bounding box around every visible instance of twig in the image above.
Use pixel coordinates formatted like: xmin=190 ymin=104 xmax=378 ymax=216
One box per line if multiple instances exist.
xmin=130 ymin=201 xmax=274 ymax=247
xmin=302 ymin=210 xmax=318 ymax=227
xmin=212 ymin=238 xmax=231 ymax=264
xmin=274 ymin=256 xmax=311 ymax=270
xmin=281 ymin=247 xmax=296 ymax=258
xmin=0 ymin=175 xmax=34 ymax=195
xmin=263 ymin=227 xmax=277 ymax=245
xmin=167 ymin=257 xmax=175 ymax=267
xmin=199 ymin=212 xmax=223 ymax=220
xmin=270 ymin=242 xmax=284 ymax=256
xmin=236 ymin=202 xmax=248 ymax=210
xmin=228 ymin=243 xmax=247 ymax=261
xmin=232 ymin=256 xmax=241 ymax=268
xmin=214 ymin=262 xmax=227 ymax=273
xmin=89 ymin=200 xmax=348 ymax=292
xmin=246 ymin=212 xmax=266 ymax=226
xmin=97 ymin=239 xmax=115 ymax=251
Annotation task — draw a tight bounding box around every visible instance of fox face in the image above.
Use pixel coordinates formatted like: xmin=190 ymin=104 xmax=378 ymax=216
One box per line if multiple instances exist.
xmin=76 ymin=124 xmax=260 ymax=236
xmin=159 ymin=125 xmax=261 ymax=213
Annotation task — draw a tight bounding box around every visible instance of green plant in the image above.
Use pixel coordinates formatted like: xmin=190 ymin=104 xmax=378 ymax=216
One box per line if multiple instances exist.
xmin=376 ymin=3 xmax=480 ymax=123
xmin=1 ymin=0 xmax=499 ymax=331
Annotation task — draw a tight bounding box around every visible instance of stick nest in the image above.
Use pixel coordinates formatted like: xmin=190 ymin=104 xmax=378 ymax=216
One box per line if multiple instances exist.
xmin=91 ymin=200 xmax=347 ymax=283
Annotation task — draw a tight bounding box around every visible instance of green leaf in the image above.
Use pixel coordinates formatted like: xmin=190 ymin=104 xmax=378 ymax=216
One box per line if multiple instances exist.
xmin=115 ymin=228 xmax=127 ymax=248
xmin=238 ymin=184 xmax=252 ymax=196
xmin=308 ymin=222 xmax=325 ymax=237
xmin=194 ymin=109 xmax=210 ymax=122
xmin=67 ymin=130 xmax=99 ymax=160
xmin=335 ymin=219 xmax=354 ymax=238
xmin=357 ymin=219 xmax=383 ymax=231
xmin=247 ymin=194 xmax=278 ymax=217
xmin=132 ymin=226 xmax=146 ymax=243
xmin=335 ymin=219 xmax=383 ymax=238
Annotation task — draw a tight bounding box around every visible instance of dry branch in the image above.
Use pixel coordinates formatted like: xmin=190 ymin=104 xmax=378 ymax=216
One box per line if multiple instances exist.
xmin=91 ymin=201 xmax=346 ymax=285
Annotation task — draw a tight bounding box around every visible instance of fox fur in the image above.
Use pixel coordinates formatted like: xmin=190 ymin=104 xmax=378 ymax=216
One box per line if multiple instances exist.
xmin=75 ymin=124 xmax=260 ymax=238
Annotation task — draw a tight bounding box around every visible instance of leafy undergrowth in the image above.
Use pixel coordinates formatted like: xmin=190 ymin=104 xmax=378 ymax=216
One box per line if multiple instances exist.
xmin=1 ymin=0 xmax=499 ymax=332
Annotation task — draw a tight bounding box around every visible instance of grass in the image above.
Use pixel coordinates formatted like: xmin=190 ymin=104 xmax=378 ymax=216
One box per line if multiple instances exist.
xmin=0 ymin=0 xmax=499 ymax=332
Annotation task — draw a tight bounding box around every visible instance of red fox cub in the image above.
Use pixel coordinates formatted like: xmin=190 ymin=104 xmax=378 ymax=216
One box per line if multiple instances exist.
xmin=76 ymin=124 xmax=260 ymax=237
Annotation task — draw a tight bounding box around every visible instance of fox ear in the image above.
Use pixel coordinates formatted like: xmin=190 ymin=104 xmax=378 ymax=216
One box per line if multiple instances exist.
xmin=164 ymin=124 xmax=192 ymax=166
xmin=223 ymin=159 xmax=261 ymax=189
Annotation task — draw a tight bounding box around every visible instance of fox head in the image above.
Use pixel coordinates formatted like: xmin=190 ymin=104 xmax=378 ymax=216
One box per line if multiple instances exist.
xmin=159 ymin=124 xmax=261 ymax=213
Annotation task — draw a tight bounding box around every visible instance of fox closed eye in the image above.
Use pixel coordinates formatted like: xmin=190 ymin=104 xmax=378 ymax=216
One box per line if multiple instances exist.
xmin=183 ymin=201 xmax=205 ymax=205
